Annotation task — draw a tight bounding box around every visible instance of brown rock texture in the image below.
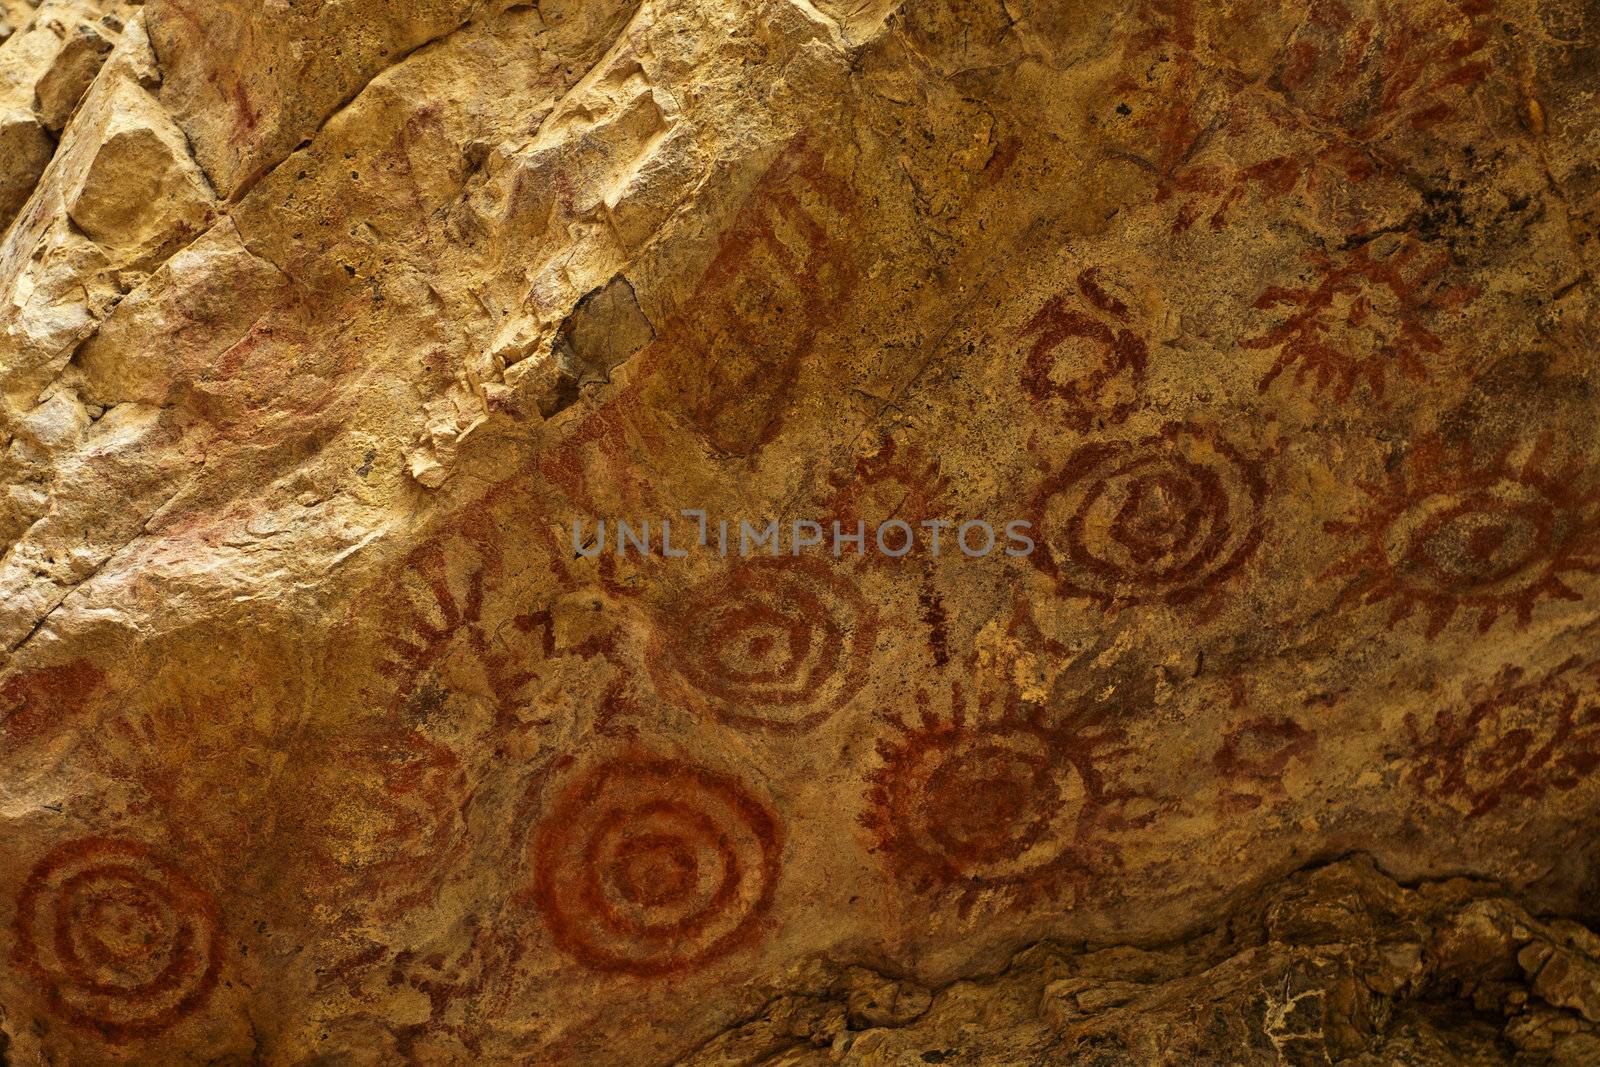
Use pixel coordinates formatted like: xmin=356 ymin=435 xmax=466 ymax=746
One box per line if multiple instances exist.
xmin=0 ymin=0 xmax=1598 ymax=1063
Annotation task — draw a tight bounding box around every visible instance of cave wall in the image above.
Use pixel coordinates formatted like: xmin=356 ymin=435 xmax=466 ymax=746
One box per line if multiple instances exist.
xmin=2 ymin=0 xmax=1600 ymax=1063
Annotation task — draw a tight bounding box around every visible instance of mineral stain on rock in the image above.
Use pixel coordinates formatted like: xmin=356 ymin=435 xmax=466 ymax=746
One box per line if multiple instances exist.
xmin=546 ymin=275 xmax=655 ymax=417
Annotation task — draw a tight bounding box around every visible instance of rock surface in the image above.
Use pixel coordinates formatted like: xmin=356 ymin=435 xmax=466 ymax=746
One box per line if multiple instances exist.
xmin=0 ymin=0 xmax=1598 ymax=1063
xmin=683 ymin=858 xmax=1600 ymax=1066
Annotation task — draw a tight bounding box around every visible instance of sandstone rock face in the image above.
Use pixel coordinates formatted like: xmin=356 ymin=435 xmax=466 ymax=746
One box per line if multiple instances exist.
xmin=0 ymin=0 xmax=1598 ymax=1064
xmin=0 ymin=2 xmax=133 ymax=229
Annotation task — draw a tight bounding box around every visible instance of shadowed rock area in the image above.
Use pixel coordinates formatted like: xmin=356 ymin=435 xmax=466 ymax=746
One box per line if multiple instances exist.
xmin=1 ymin=0 xmax=1598 ymax=1063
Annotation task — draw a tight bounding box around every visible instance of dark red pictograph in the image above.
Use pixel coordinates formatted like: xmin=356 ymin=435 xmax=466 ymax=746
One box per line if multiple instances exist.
xmin=381 ymin=534 xmax=496 ymax=686
xmin=1270 ymin=0 xmax=1495 ymax=141
xmin=674 ymin=133 xmax=859 ymax=457
xmin=388 ymin=921 xmax=521 ymax=1061
xmin=1407 ymin=657 xmax=1600 ymax=819
xmin=862 ymin=684 xmax=1143 ymax=914
xmin=1020 ymin=269 xmax=1149 ymax=432
xmin=0 ymin=660 xmax=107 ymax=747
xmin=13 ymin=837 xmax=224 ymax=1041
xmin=1244 ymin=234 xmax=1477 ymax=401
xmin=1324 ymin=436 xmax=1600 ymax=637
xmin=1110 ymin=0 xmax=1494 ymax=232
xmin=1214 ymin=714 xmax=1317 ymax=814
xmin=527 ymin=755 xmax=782 ymax=976
xmin=1157 ymin=145 xmax=1378 ymax=234
xmin=540 ymin=393 xmax=669 ymax=521
xmin=298 ymin=727 xmax=470 ymax=921
xmin=374 ymin=506 xmax=590 ymax=726
xmin=1101 ymin=0 xmax=1331 ymax=217
xmin=1103 ymin=0 xmax=1207 ymax=176
xmin=1028 ymin=423 xmax=1268 ymax=608
xmin=823 ymin=437 xmax=952 ymax=565
xmin=651 ymin=556 xmax=877 ymax=733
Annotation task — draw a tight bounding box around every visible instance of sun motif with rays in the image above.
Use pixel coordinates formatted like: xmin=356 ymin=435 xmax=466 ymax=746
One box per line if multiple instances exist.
xmin=861 ymin=681 xmax=1147 ymax=915
xmin=1324 ymin=436 xmax=1600 ymax=638
xmin=371 ymin=527 xmax=570 ymax=727
xmin=1244 ymin=234 xmax=1477 ymax=402
xmin=1407 ymin=656 xmax=1600 ymax=820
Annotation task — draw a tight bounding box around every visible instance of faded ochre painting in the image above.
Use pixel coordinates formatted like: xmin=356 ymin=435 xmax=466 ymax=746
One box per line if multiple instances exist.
xmin=2 ymin=0 xmax=1600 ymax=1063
